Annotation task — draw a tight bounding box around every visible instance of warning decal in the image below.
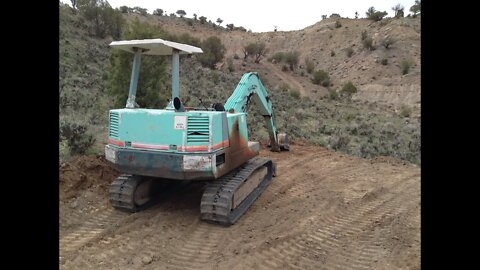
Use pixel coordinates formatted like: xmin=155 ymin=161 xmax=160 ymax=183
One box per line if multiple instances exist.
xmin=174 ymin=115 xmax=187 ymax=130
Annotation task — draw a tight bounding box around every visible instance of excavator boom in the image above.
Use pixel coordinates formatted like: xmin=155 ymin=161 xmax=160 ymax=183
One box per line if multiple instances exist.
xmin=224 ymin=72 xmax=289 ymax=151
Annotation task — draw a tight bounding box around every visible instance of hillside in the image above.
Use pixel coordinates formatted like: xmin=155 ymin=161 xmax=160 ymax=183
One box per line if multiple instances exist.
xmin=59 ymin=4 xmax=420 ymax=165
xmin=131 ymin=13 xmax=420 ymax=111
xmin=60 ymin=6 xmax=114 ymax=158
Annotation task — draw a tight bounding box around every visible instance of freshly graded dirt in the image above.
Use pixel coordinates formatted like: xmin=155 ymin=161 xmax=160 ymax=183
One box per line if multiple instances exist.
xmin=60 ymin=144 xmax=420 ymax=269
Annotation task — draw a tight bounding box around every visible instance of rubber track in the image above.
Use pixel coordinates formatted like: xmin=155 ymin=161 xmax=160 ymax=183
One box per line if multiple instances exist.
xmin=200 ymin=157 xmax=274 ymax=225
xmin=109 ymin=175 xmax=142 ymax=211
xmin=109 ymin=175 xmax=181 ymax=212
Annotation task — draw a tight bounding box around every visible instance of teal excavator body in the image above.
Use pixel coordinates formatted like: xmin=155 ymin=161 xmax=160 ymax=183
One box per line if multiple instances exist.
xmin=105 ymin=72 xmax=287 ymax=180
xmin=104 ymin=39 xmax=288 ymax=224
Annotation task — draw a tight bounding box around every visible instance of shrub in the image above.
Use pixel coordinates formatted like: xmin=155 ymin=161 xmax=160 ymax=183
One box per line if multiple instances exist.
xmin=176 ymin=10 xmax=186 ymax=18
xmin=381 ymin=58 xmax=388 ymax=65
xmin=171 ymin=33 xmax=201 ymax=47
xmin=59 ymin=139 xmax=71 ymax=162
xmin=197 ymin=36 xmax=226 ymax=69
xmin=312 ymin=69 xmax=330 ymax=85
xmin=410 ymin=0 xmax=421 ymax=16
xmin=322 ymin=79 xmax=331 ymax=87
xmin=330 ymin=50 xmax=335 ymax=57
xmin=330 ymin=135 xmax=350 ymax=150
xmin=366 ymin=7 xmax=388 ymax=21
xmin=227 ymin=57 xmax=234 ymax=72
xmin=382 ymin=37 xmax=395 ymax=49
xmin=234 ymin=26 xmax=247 ymax=32
xmin=401 ymin=59 xmax=412 ymax=74
xmin=290 ymin=89 xmax=300 ymax=99
xmin=132 ymin=6 xmax=148 ymax=15
xmin=285 ymin=51 xmax=300 ymax=70
xmin=233 ymin=53 xmax=240 ymax=60
xmin=210 ymin=73 xmax=220 ymax=84
xmin=279 ymin=83 xmax=289 ymax=92
xmin=305 ymin=58 xmax=315 ymax=74
xmin=79 ymin=0 xmax=125 ymax=39
xmin=335 ymin=20 xmax=342 ymax=28
xmin=392 ymin=4 xmax=405 ymax=18
xmin=153 ymin=8 xmax=163 ymax=16
xmin=120 ymin=6 xmax=129 ymax=14
xmin=282 ymin=65 xmax=289 ymax=72
xmin=102 ymin=72 xmax=108 ymax=81
xmin=60 ymin=119 xmax=95 ymax=155
xmin=362 ymin=37 xmax=375 ymax=50
xmin=243 ymin=42 xmax=268 ymax=63
xmin=361 ymin=30 xmax=368 ymax=40
xmin=346 ymin=47 xmax=354 ymax=57
xmin=272 ymin=52 xmax=285 ymax=63
xmin=328 ymin=89 xmax=338 ymax=100
xmin=399 ymin=104 xmax=412 ymax=117
xmin=341 ymin=81 xmax=358 ymax=94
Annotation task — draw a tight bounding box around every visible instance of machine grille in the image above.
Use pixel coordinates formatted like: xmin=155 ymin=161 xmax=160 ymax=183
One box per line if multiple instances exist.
xmin=109 ymin=112 xmax=119 ymax=138
xmin=187 ymin=116 xmax=209 ymax=143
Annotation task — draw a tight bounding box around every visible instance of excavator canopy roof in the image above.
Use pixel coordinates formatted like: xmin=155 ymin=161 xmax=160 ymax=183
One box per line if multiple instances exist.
xmin=109 ymin=38 xmax=203 ymax=55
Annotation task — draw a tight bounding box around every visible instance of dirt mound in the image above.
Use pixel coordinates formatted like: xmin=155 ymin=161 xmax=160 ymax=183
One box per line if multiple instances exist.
xmin=60 ymin=155 xmax=119 ymax=202
xmin=59 ymin=155 xmax=120 ymax=237
xmin=60 ymin=145 xmax=420 ymax=269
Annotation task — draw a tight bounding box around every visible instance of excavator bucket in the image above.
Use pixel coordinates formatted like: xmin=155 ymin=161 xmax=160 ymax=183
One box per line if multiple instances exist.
xmin=278 ymin=132 xmax=290 ymax=151
xmin=268 ymin=132 xmax=290 ymax=151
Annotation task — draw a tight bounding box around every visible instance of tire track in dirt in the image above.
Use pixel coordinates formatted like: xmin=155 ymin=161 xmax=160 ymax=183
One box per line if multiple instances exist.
xmin=278 ymin=175 xmax=415 ymax=268
xmin=263 ymin=154 xmax=383 ymax=213
xmin=224 ymin=151 xmax=401 ymax=252
xmin=263 ymin=149 xmax=344 ymax=198
xmin=241 ymin=171 xmax=419 ymax=270
xmin=144 ymin=182 xmax=228 ymax=270
xmin=222 ymin=153 xmax=417 ymax=269
xmin=156 ymin=150 xmax=331 ymax=269
xmin=247 ymin=194 xmax=415 ymax=269
xmin=61 ymin=182 xmax=202 ymax=268
xmin=321 ymin=180 xmax=419 ymax=270
xmin=161 ymin=222 xmax=229 ymax=270
xmin=98 ymin=209 xmax=171 ymax=263
xmin=60 ymin=212 xmax=159 ymax=269
xmin=60 ymin=207 xmax=130 ymax=257
xmin=91 ymin=209 xmax=181 ymax=269
xmin=224 ymin=150 xmax=341 ymax=232
xmin=60 ymin=145 xmax=420 ymax=270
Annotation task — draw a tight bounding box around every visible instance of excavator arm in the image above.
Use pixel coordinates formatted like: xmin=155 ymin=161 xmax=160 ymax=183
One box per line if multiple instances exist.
xmin=224 ymin=72 xmax=289 ymax=152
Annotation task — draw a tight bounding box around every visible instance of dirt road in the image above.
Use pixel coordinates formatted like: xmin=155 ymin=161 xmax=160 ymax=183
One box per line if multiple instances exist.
xmin=60 ymin=144 xmax=420 ymax=269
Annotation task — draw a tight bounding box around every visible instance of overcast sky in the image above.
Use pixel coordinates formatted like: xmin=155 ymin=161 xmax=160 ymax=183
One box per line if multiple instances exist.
xmin=62 ymin=0 xmax=418 ymax=33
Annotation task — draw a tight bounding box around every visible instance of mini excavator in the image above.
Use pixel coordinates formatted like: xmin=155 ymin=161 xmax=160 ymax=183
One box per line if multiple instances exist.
xmin=104 ymin=39 xmax=289 ymax=225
